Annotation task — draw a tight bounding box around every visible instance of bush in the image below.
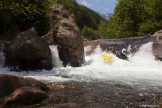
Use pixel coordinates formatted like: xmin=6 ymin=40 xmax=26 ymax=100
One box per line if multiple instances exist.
xmin=81 ymin=26 xmax=99 ymax=40
xmin=0 ymin=0 xmax=50 ymax=40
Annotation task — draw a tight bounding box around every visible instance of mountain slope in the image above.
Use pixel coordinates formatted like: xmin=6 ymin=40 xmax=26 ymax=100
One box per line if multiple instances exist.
xmin=51 ymin=0 xmax=106 ymax=40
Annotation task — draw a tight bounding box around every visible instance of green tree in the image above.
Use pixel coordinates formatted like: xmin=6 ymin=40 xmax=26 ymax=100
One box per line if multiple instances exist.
xmin=98 ymin=21 xmax=109 ymax=39
xmin=0 ymin=0 xmax=50 ymax=40
xmin=138 ymin=0 xmax=162 ymax=35
xmin=0 ymin=0 xmax=106 ymax=40
xmin=81 ymin=26 xmax=99 ymax=40
xmin=100 ymin=0 xmax=162 ymax=39
xmin=105 ymin=0 xmax=144 ymax=38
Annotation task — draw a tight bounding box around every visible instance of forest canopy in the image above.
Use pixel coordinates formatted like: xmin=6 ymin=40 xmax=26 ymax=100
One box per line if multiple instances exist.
xmin=99 ymin=0 xmax=162 ymax=39
xmin=0 ymin=0 xmax=50 ymax=40
xmin=0 ymin=0 xmax=105 ymax=40
xmin=1 ymin=0 xmax=162 ymax=40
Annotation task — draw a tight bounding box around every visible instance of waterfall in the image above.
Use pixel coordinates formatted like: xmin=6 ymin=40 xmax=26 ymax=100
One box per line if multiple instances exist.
xmin=49 ymin=45 xmax=63 ymax=67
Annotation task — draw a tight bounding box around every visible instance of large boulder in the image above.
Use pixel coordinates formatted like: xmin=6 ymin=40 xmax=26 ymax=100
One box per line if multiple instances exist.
xmin=153 ymin=41 xmax=162 ymax=60
xmin=43 ymin=5 xmax=84 ymax=67
xmin=4 ymin=87 xmax=48 ymax=106
xmin=5 ymin=28 xmax=52 ymax=71
xmin=0 ymin=74 xmax=49 ymax=98
xmin=153 ymin=30 xmax=162 ymax=60
xmin=84 ymin=36 xmax=154 ymax=56
xmin=153 ymin=29 xmax=162 ymax=41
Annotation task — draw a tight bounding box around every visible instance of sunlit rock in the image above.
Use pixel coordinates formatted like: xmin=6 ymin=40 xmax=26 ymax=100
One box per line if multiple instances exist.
xmin=84 ymin=36 xmax=154 ymax=60
xmin=153 ymin=30 xmax=162 ymax=60
xmin=43 ymin=4 xmax=84 ymax=67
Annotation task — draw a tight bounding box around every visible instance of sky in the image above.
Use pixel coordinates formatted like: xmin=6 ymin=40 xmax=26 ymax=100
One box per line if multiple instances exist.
xmin=76 ymin=0 xmax=117 ymax=14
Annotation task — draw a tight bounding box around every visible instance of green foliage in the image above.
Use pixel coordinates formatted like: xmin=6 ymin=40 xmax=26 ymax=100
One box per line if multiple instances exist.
xmin=98 ymin=0 xmax=162 ymax=38
xmin=0 ymin=0 xmax=50 ymax=40
xmin=48 ymin=0 xmax=57 ymax=6
xmin=138 ymin=0 xmax=162 ymax=35
xmin=138 ymin=20 xmax=162 ymax=35
xmin=55 ymin=0 xmax=105 ymax=31
xmin=98 ymin=21 xmax=109 ymax=39
xmin=2 ymin=0 xmax=162 ymax=40
xmin=81 ymin=26 xmax=99 ymax=40
xmin=103 ymin=0 xmax=144 ymax=38
xmin=144 ymin=0 xmax=162 ymax=20
xmin=0 ymin=0 xmax=105 ymax=40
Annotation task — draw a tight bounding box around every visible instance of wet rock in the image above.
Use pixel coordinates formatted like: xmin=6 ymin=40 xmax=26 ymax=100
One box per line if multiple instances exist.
xmin=0 ymin=74 xmax=49 ymax=98
xmin=84 ymin=36 xmax=154 ymax=60
xmin=102 ymin=36 xmax=154 ymax=53
xmin=43 ymin=5 xmax=84 ymax=67
xmin=4 ymin=87 xmax=48 ymax=106
xmin=5 ymin=28 xmax=52 ymax=71
xmin=152 ymin=41 xmax=162 ymax=60
xmin=112 ymin=51 xmax=128 ymax=60
xmin=153 ymin=29 xmax=162 ymax=41
xmin=84 ymin=40 xmax=103 ymax=55
xmin=153 ymin=30 xmax=162 ymax=60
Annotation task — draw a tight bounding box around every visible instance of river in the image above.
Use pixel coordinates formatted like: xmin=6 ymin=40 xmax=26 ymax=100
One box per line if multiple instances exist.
xmin=0 ymin=42 xmax=162 ymax=107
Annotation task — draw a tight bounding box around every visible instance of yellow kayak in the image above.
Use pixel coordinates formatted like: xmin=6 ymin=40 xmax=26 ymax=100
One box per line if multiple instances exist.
xmin=101 ymin=53 xmax=112 ymax=63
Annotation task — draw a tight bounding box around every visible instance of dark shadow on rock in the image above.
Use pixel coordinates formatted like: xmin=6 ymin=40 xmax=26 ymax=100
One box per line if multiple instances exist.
xmin=4 ymin=87 xmax=48 ymax=106
xmin=4 ymin=28 xmax=52 ymax=71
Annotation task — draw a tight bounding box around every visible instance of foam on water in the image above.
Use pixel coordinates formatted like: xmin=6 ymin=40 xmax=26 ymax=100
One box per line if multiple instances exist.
xmin=49 ymin=45 xmax=63 ymax=67
xmin=0 ymin=42 xmax=162 ymax=86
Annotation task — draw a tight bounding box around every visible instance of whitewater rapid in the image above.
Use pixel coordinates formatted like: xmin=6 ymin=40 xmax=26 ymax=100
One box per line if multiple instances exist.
xmin=0 ymin=42 xmax=162 ymax=87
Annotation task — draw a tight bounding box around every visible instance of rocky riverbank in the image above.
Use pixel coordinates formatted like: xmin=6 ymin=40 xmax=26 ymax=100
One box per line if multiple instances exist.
xmin=32 ymin=82 xmax=162 ymax=108
xmin=0 ymin=74 xmax=49 ymax=108
xmin=1 ymin=74 xmax=162 ymax=108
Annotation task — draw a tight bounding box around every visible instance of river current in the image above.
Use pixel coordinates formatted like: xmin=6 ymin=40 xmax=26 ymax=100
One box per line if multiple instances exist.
xmin=1 ymin=42 xmax=162 ymax=107
xmin=1 ymin=42 xmax=162 ymax=85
